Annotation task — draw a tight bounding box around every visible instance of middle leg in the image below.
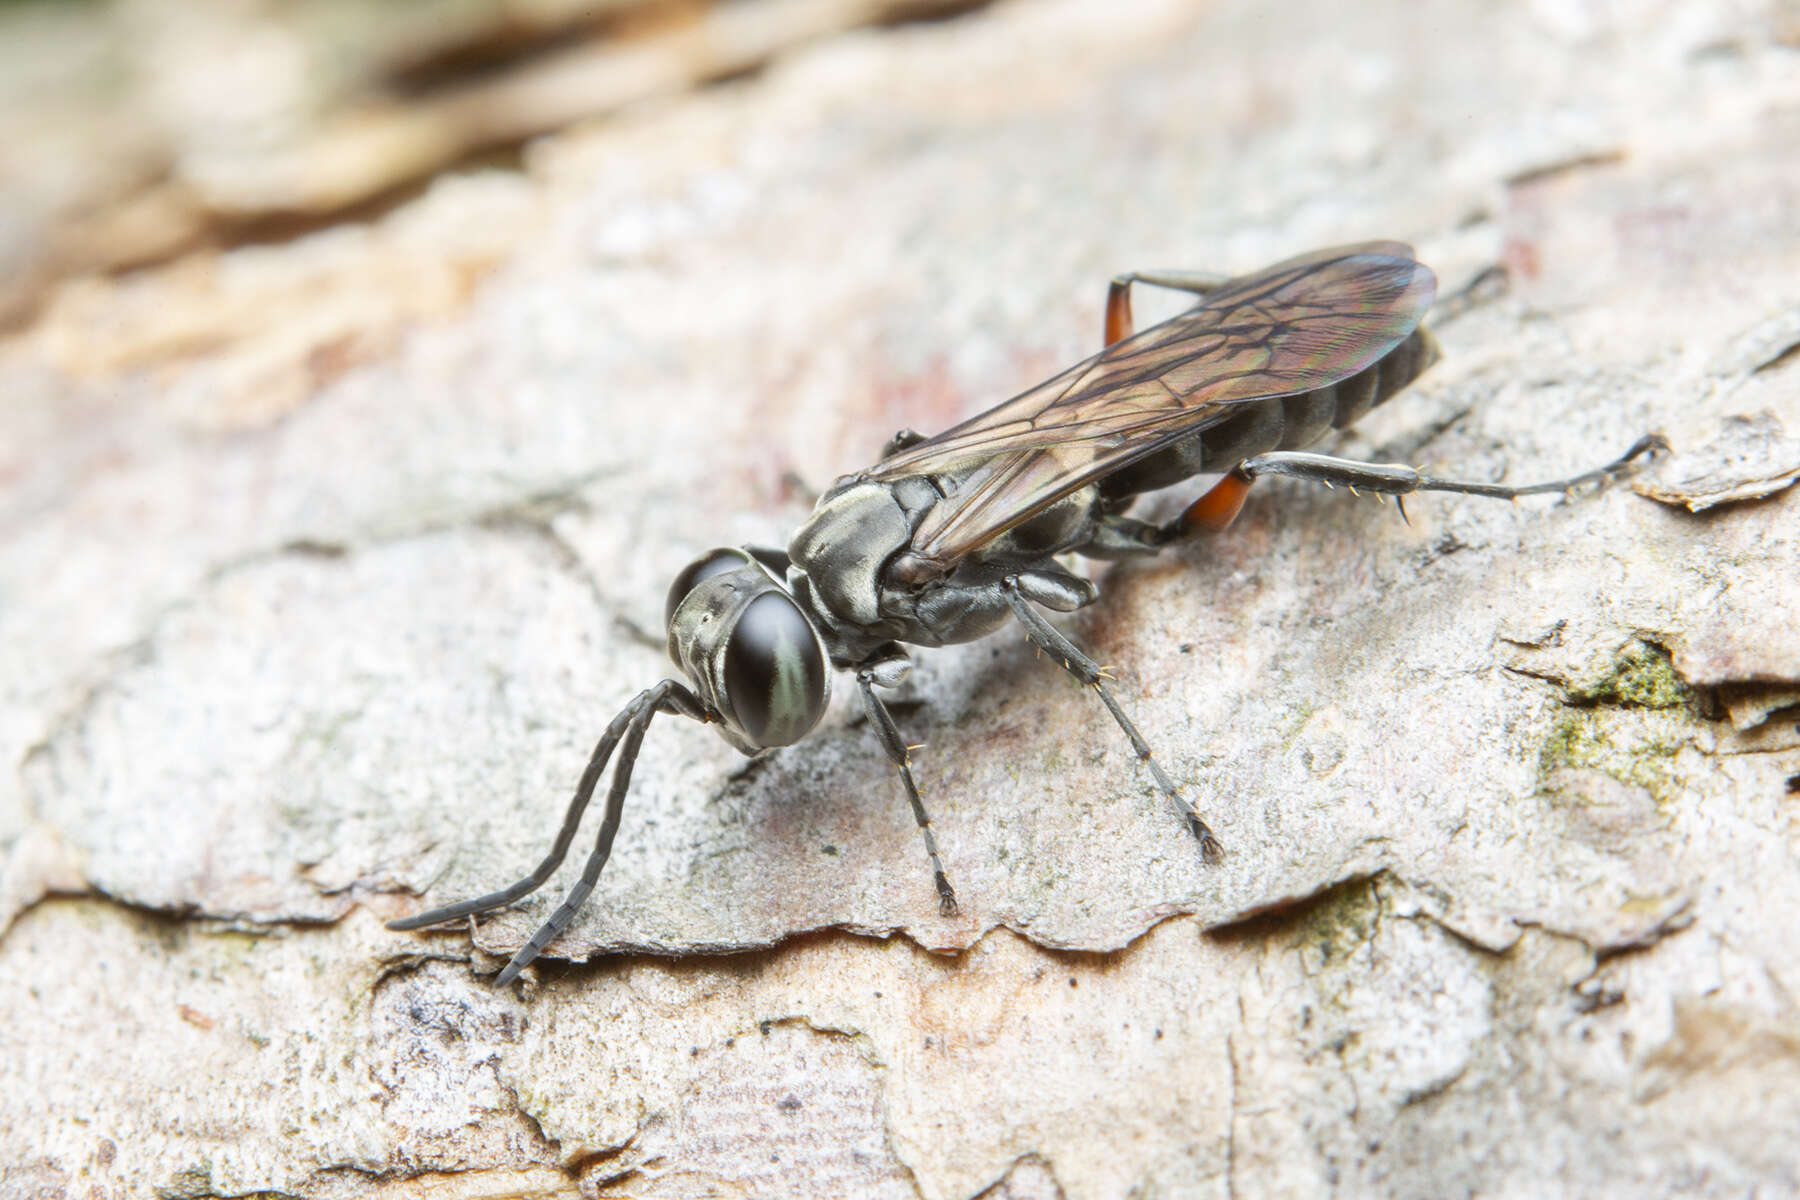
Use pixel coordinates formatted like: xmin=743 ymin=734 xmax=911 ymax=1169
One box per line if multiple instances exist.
xmin=1001 ymin=576 xmax=1224 ymax=863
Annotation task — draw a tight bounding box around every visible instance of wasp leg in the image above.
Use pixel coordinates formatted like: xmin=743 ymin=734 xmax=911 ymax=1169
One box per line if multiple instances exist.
xmin=388 ymin=679 xmax=708 ymax=987
xmin=1079 ymin=468 xmax=1258 ymax=558
xmin=1430 ymin=262 xmax=1507 ymax=325
xmin=1170 ymin=467 xmax=1256 ymax=538
xmin=856 ymin=658 xmax=959 ymax=916
xmin=1105 ymin=269 xmax=1231 ymax=346
xmin=880 ymin=429 xmax=928 ymax=460
xmin=1000 ymin=577 xmax=1224 ymax=864
xmin=1088 ymin=434 xmax=1662 ymax=555
xmin=1236 ymin=434 xmax=1667 ymax=501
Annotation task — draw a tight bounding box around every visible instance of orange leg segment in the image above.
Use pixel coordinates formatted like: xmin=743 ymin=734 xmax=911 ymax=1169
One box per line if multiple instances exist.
xmin=1104 ymin=278 xmax=1134 ymax=347
xmin=1172 ymin=466 xmax=1255 ymax=538
xmin=1104 ymin=270 xmax=1227 ymax=349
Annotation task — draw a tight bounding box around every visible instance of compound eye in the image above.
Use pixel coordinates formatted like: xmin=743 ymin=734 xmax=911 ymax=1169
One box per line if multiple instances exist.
xmin=666 ymin=549 xmax=748 ymax=630
xmin=721 ymin=591 xmax=828 ymax=748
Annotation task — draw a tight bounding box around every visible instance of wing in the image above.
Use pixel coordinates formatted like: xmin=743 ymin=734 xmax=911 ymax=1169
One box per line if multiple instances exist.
xmin=864 ymin=242 xmax=1435 ymax=569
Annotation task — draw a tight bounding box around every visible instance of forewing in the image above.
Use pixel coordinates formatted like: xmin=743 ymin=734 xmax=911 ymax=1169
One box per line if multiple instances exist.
xmin=867 ymin=242 xmax=1435 ymax=566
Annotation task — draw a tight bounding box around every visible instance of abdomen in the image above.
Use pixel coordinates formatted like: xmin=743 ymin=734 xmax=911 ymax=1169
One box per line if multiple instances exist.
xmin=1098 ymin=326 xmax=1440 ymax=501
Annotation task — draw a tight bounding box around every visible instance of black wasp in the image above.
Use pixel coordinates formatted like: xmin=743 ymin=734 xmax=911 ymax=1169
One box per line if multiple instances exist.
xmin=390 ymin=242 xmax=1662 ymax=984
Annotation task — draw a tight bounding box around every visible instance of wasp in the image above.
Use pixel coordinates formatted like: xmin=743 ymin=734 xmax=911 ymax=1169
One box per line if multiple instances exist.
xmin=390 ymin=242 xmax=1662 ymax=984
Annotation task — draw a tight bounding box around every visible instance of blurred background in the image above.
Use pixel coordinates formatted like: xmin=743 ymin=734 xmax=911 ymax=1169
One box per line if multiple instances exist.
xmin=1 ymin=0 xmax=991 ymax=325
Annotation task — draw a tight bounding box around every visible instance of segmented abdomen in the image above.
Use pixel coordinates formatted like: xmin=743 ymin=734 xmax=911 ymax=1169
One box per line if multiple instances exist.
xmin=1097 ymin=325 xmax=1439 ymax=501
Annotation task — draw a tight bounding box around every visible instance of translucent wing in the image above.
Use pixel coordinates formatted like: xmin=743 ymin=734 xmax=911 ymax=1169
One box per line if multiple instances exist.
xmin=864 ymin=242 xmax=1435 ymax=568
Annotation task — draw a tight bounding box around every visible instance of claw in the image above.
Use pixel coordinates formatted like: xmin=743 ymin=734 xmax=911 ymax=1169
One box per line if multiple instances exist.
xmin=1187 ymin=816 xmax=1225 ymax=865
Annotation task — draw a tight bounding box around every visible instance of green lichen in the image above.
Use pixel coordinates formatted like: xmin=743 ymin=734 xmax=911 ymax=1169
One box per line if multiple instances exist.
xmin=1290 ymin=876 xmax=1386 ymax=970
xmin=1278 ymin=878 xmax=1395 ymax=1042
xmin=1567 ymin=641 xmax=1693 ymax=710
xmin=1538 ymin=709 xmax=1687 ymax=807
xmin=1539 ymin=713 xmax=1599 ymax=775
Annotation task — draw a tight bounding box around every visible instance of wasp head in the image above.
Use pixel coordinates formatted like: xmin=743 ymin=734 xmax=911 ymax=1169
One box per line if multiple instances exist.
xmin=665 ymin=547 xmax=831 ymax=755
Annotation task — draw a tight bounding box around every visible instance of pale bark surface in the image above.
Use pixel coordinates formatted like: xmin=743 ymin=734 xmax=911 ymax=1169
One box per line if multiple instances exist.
xmin=3 ymin=1 xmax=1799 ymax=1197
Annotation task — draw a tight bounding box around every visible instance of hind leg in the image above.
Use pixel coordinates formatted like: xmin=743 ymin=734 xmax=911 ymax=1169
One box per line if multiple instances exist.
xmin=1085 ymin=435 xmax=1666 ymax=558
xmin=1105 ymin=269 xmax=1230 ymax=345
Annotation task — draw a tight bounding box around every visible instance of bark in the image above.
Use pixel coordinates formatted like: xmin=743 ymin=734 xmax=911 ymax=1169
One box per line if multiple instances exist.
xmin=3 ymin=0 xmax=1798 ymax=1196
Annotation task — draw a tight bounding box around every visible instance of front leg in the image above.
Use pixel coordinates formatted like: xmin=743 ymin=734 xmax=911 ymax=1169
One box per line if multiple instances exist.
xmin=856 ymin=647 xmax=959 ymax=916
xmin=1001 ymin=577 xmax=1224 ymax=863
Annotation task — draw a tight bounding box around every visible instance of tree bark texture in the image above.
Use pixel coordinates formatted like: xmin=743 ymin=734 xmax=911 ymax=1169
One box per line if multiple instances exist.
xmin=3 ymin=1 xmax=1798 ymax=1197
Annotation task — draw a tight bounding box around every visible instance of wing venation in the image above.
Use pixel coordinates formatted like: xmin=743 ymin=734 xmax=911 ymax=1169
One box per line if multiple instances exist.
xmin=865 ymin=242 xmax=1435 ymax=566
